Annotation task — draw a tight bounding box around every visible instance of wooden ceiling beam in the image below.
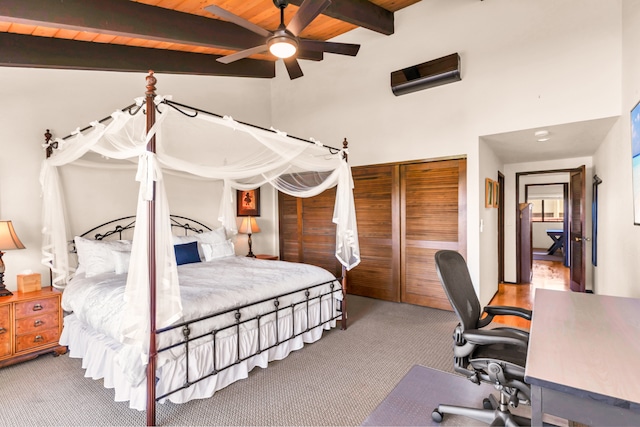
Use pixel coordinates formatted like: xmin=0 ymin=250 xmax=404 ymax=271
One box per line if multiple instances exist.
xmin=0 ymin=0 xmax=265 ymax=51
xmin=0 ymin=33 xmax=275 ymax=78
xmin=289 ymin=0 xmax=394 ymax=35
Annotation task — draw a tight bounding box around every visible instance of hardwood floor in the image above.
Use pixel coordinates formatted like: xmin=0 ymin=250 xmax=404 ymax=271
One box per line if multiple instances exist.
xmin=488 ymin=260 xmax=570 ymax=329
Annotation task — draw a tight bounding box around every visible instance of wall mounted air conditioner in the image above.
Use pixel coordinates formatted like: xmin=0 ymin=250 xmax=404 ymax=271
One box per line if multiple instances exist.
xmin=390 ymin=53 xmax=461 ymax=96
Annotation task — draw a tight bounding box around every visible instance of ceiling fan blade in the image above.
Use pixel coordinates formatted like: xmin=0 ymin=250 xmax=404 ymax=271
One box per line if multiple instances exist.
xmin=299 ymin=40 xmax=360 ymax=56
xmin=217 ymin=45 xmax=268 ymax=64
xmin=283 ymin=57 xmax=304 ymax=79
xmin=286 ymin=0 xmax=332 ymax=37
xmin=204 ymin=5 xmax=272 ymax=38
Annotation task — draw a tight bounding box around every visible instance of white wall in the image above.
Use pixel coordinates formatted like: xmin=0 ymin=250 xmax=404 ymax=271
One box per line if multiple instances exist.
xmin=478 ymin=140 xmax=502 ymax=304
xmin=590 ymin=0 xmax=640 ymax=298
xmin=271 ymin=0 xmax=622 ymax=298
xmin=0 ymin=68 xmax=274 ymax=290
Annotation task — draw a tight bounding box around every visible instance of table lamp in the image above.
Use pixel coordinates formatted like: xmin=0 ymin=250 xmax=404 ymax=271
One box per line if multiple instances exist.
xmin=238 ymin=216 xmax=261 ymax=258
xmin=0 ymin=220 xmax=26 ymax=297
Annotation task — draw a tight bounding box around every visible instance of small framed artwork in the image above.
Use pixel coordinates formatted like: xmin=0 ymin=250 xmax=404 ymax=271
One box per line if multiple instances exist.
xmin=492 ymin=181 xmax=500 ymax=208
xmin=237 ymin=188 xmax=260 ymax=217
xmin=485 ymin=178 xmax=494 ymax=208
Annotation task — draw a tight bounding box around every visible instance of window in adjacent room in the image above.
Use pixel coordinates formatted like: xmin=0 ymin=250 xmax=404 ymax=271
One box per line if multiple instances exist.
xmin=525 ymin=183 xmax=567 ymax=222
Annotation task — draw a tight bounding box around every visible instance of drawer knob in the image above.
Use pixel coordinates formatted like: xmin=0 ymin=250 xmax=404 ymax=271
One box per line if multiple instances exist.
xmin=32 ymin=304 xmax=43 ymax=311
xmin=0 ymin=327 xmax=6 ymax=334
xmin=34 ymin=319 xmax=43 ymax=327
xmin=34 ymin=335 xmax=44 ymax=342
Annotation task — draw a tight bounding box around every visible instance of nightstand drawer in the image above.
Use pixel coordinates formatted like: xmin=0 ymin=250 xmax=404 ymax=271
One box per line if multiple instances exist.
xmin=15 ymin=328 xmax=60 ymax=353
xmin=15 ymin=312 xmax=59 ymax=335
xmin=0 ymin=288 xmax=65 ymax=368
xmin=0 ymin=305 xmax=10 ymax=357
xmin=15 ymin=297 xmax=58 ymax=319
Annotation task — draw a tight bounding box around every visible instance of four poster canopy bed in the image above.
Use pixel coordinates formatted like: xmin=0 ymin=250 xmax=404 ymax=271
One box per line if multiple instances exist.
xmin=41 ymin=72 xmax=360 ymax=424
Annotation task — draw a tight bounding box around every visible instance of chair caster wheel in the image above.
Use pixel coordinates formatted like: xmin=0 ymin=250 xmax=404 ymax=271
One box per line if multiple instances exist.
xmin=431 ymin=409 xmax=443 ymax=423
xmin=483 ymin=397 xmax=493 ymax=410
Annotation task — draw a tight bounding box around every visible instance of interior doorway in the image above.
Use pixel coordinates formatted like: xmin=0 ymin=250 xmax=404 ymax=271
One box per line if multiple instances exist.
xmin=515 ymin=166 xmax=585 ymax=291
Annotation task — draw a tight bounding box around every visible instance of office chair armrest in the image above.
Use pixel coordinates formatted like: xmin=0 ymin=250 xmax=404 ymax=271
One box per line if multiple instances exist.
xmin=493 ymin=326 xmax=529 ymax=341
xmin=479 ymin=305 xmax=532 ymax=327
xmin=461 ymin=328 xmax=529 ymax=349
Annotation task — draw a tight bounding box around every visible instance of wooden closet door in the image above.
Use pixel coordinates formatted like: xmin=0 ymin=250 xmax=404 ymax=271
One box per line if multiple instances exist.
xmin=401 ymin=159 xmax=466 ymax=310
xmin=278 ymin=189 xmax=342 ymax=277
xmin=348 ymin=164 xmax=401 ymax=301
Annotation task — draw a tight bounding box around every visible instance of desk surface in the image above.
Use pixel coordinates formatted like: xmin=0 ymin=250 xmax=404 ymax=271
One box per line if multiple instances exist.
xmin=525 ymin=289 xmax=640 ymax=405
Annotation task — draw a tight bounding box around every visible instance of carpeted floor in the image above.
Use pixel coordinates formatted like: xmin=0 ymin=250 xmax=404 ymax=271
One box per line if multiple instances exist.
xmin=0 ymin=295 xmax=461 ymax=426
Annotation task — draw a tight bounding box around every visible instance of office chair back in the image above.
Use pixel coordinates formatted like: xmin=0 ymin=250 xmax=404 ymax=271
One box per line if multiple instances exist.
xmin=434 ymin=250 xmax=481 ymax=332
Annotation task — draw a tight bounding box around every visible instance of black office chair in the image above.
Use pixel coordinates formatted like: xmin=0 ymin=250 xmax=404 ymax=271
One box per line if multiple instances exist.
xmin=432 ymin=250 xmax=533 ymax=426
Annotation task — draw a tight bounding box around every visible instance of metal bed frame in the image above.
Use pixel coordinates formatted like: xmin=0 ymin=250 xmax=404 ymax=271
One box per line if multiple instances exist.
xmin=73 ymin=214 xmax=345 ymax=421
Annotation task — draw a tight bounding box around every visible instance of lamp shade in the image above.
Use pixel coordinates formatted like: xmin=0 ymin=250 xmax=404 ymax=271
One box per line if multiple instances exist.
xmin=0 ymin=221 xmax=25 ymax=250
xmin=238 ymin=217 xmax=261 ymax=234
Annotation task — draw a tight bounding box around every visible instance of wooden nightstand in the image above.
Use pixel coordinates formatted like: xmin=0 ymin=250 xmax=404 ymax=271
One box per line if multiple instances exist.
xmin=255 ymin=254 xmax=279 ymax=260
xmin=0 ymin=287 xmax=66 ymax=368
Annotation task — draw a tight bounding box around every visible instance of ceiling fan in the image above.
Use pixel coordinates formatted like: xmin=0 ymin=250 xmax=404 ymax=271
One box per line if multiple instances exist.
xmin=204 ymin=0 xmax=361 ymax=79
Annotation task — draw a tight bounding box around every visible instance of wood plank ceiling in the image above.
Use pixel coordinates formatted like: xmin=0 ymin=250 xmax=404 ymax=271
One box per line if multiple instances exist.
xmin=0 ymin=0 xmax=421 ymax=78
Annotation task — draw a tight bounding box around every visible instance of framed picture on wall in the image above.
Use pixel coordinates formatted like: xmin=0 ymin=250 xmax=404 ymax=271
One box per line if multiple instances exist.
xmin=493 ymin=181 xmax=500 ymax=208
xmin=485 ymin=178 xmax=494 ymax=208
xmin=632 ymin=100 xmax=640 ymax=225
xmin=237 ymin=188 xmax=261 ymax=217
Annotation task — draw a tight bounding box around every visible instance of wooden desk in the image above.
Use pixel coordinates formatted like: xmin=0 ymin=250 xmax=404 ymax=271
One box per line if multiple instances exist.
xmin=525 ymin=289 xmax=640 ymax=426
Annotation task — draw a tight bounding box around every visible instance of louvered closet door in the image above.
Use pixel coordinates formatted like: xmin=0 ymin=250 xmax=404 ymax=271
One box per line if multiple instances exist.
xmin=278 ymin=194 xmax=302 ymax=263
xmin=401 ymin=159 xmax=467 ymax=310
xmin=278 ymin=189 xmax=342 ymax=277
xmin=348 ymin=164 xmax=401 ymax=301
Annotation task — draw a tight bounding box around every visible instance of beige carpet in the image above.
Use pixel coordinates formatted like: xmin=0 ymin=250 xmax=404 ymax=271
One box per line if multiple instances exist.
xmin=0 ymin=295 xmax=459 ymax=426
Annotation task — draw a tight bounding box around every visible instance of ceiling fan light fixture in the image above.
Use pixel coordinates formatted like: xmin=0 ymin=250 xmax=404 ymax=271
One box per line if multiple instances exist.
xmin=268 ymin=34 xmax=298 ymax=59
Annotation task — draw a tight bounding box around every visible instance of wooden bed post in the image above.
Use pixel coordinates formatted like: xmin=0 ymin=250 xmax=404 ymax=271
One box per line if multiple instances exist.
xmin=341 ymin=138 xmax=349 ymax=331
xmin=145 ymin=70 xmax=158 ymax=427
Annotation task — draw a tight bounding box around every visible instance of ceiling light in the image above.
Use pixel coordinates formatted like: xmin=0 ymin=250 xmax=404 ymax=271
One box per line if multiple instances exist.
xmin=534 ymin=130 xmax=550 ymax=142
xmin=268 ymin=28 xmax=298 ymax=59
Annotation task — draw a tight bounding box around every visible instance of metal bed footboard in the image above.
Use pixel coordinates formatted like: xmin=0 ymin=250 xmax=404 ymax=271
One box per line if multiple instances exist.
xmin=155 ymin=278 xmax=343 ymax=402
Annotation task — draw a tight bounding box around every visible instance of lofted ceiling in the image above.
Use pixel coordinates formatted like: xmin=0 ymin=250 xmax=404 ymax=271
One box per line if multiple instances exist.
xmin=0 ymin=0 xmax=421 ymax=78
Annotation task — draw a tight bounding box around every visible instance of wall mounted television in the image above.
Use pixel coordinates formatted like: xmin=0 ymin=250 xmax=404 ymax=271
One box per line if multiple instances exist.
xmin=631 ymin=100 xmax=640 ymax=225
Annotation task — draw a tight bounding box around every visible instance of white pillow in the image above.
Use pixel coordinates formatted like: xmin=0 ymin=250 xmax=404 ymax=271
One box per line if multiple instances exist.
xmin=74 ymin=236 xmax=132 ymax=277
xmin=172 ymin=234 xmax=198 ymax=245
xmin=172 ymin=227 xmax=228 ymax=260
xmin=195 ymin=227 xmax=227 ymax=245
xmin=201 ymin=240 xmax=235 ymax=262
xmin=112 ymin=250 xmax=132 ymax=275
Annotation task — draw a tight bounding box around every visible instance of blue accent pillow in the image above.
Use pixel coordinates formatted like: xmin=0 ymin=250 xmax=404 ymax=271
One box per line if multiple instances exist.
xmin=174 ymin=241 xmax=201 ymax=266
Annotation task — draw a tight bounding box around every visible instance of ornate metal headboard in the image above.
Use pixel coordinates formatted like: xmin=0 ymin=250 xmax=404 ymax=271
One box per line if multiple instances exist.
xmin=79 ymin=215 xmax=212 ymax=241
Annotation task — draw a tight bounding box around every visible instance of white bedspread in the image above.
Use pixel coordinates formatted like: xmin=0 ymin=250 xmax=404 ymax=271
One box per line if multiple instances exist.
xmin=63 ymin=256 xmax=338 ymax=341
xmin=60 ymin=256 xmax=342 ymax=409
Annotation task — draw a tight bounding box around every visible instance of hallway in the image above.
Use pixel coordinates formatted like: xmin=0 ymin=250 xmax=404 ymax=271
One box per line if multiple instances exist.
xmin=489 ymin=260 xmax=570 ymax=329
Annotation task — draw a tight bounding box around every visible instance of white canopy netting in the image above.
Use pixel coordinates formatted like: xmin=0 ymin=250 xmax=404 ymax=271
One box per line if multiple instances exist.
xmin=41 ymin=94 xmax=360 ymax=375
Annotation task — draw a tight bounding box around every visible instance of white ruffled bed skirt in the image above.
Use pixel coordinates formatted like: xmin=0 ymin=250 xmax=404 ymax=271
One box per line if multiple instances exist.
xmin=60 ymin=298 xmax=338 ymax=411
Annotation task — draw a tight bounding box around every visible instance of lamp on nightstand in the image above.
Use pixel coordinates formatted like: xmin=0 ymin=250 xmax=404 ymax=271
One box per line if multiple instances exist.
xmin=238 ymin=216 xmax=261 ymax=258
xmin=0 ymin=220 xmax=26 ymax=297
